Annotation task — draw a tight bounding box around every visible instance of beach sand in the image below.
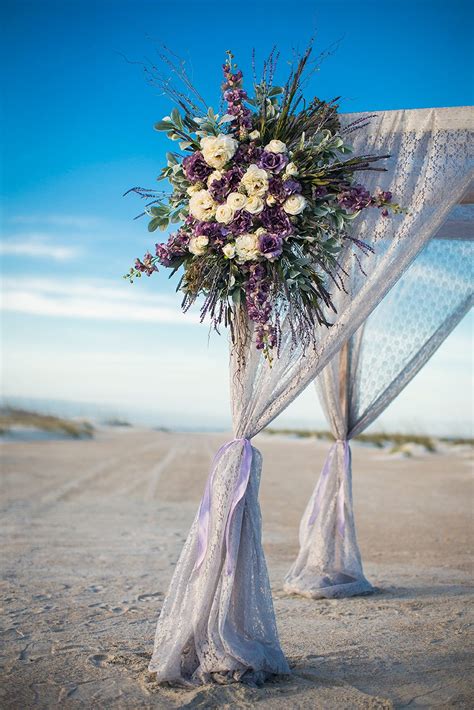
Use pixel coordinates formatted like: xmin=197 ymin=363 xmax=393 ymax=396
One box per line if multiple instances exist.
xmin=1 ymin=429 xmax=473 ymax=709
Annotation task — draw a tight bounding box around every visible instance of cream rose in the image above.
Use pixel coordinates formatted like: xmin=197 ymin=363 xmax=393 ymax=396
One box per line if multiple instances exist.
xmin=235 ymin=233 xmax=260 ymax=262
xmin=188 ymin=236 xmax=209 ymax=256
xmin=207 ymin=170 xmax=223 ymax=186
xmin=266 ymin=195 xmax=277 ymax=206
xmin=222 ymin=243 xmax=236 ymax=259
xmin=244 ymin=195 xmax=264 ymax=214
xmin=265 ymin=139 xmax=287 ymax=153
xmin=188 ymin=189 xmax=217 ymax=221
xmin=215 ymin=203 xmax=235 ymax=224
xmin=186 ymin=184 xmax=202 ymax=196
xmin=249 ymin=130 xmax=260 ymax=140
xmin=283 ymin=194 xmax=307 ymax=215
xmin=241 ymin=164 xmax=269 ymax=197
xmin=227 ymin=192 xmax=247 ymax=210
xmin=284 ymin=162 xmax=298 ymax=177
xmin=200 ymin=134 xmax=238 ymax=169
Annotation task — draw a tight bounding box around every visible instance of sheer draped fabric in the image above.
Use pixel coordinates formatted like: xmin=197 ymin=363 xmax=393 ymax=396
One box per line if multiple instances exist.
xmin=285 ymin=222 xmax=474 ymax=598
xmin=149 ymin=107 xmax=474 ymax=682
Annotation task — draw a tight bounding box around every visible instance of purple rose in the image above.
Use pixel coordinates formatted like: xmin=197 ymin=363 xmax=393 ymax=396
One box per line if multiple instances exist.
xmin=259 ymin=150 xmax=288 ymax=174
xmin=182 ymin=151 xmax=213 ymax=183
xmin=235 ymin=142 xmax=263 ymax=165
xmin=229 ymin=210 xmax=253 ymax=235
xmin=261 ymin=207 xmax=293 ymax=237
xmin=208 ymin=174 xmax=231 ymax=203
xmin=268 ymin=177 xmax=286 ymax=201
xmin=258 ymin=233 xmax=283 ymax=261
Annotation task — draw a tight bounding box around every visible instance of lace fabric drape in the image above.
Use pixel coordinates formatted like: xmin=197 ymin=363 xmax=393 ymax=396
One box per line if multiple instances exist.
xmin=285 ymin=222 xmax=474 ymax=599
xmin=149 ymin=107 xmax=474 ymax=682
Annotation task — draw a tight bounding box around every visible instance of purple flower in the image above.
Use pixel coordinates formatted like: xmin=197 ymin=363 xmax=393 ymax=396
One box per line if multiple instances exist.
xmin=155 ymin=243 xmax=172 ymax=267
xmin=337 ymin=184 xmax=372 ymax=212
xmin=261 ymin=207 xmax=293 ymax=237
xmin=283 ymin=178 xmax=302 ymax=196
xmin=313 ymin=186 xmax=328 ymax=199
xmin=258 ymin=233 xmax=283 ymax=261
xmin=259 ymin=150 xmax=288 ymax=174
xmin=182 ymin=151 xmax=213 ymax=183
xmin=268 ymin=177 xmax=286 ymax=201
xmin=229 ymin=210 xmax=253 ymax=235
xmin=208 ymin=174 xmax=232 ymax=203
xmin=194 ymin=221 xmax=224 ymax=240
xmin=135 ymin=252 xmax=157 ymax=276
xmin=167 ymin=229 xmax=190 ymax=255
xmin=235 ymin=142 xmax=263 ymax=165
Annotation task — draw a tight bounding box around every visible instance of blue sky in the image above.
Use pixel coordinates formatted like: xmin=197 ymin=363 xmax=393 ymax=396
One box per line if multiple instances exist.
xmin=1 ymin=0 xmax=473 ymax=433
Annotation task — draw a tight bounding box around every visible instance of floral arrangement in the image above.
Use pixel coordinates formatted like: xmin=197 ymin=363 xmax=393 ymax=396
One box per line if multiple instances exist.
xmin=126 ymin=46 xmax=401 ymax=359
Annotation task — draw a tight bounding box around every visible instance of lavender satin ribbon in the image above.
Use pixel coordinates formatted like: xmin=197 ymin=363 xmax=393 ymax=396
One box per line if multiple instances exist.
xmin=308 ymin=439 xmax=350 ymax=539
xmin=193 ymin=437 xmax=253 ymax=576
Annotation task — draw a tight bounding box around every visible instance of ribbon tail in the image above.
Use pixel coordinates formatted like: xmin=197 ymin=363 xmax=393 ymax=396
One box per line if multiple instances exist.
xmin=225 ymin=439 xmax=253 ymax=575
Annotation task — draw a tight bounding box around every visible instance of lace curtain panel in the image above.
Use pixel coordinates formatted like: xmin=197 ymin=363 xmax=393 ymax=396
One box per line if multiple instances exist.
xmin=149 ymin=107 xmax=474 ymax=683
xmin=284 ymin=217 xmax=474 ymax=599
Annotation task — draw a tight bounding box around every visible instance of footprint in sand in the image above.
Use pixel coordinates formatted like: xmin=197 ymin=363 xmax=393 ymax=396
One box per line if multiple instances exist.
xmin=88 ymin=653 xmax=111 ymax=667
xmin=137 ymin=592 xmax=163 ymax=602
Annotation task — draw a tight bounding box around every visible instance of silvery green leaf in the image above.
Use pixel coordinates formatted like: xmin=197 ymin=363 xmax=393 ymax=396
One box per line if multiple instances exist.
xmin=219 ymin=114 xmax=235 ymax=124
xmin=179 ymin=141 xmax=192 ymax=150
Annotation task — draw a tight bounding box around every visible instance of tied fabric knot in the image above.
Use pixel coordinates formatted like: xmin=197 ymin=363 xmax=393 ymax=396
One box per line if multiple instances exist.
xmin=308 ymin=439 xmax=350 ymax=539
xmin=193 ymin=437 xmax=253 ymax=576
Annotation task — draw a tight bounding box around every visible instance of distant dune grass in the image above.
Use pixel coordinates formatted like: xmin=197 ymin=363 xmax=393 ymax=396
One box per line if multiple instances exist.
xmin=264 ymin=428 xmax=473 ymax=454
xmin=0 ymin=407 xmax=94 ymax=439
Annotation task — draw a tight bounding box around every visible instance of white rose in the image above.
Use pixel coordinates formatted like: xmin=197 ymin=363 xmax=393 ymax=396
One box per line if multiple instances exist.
xmin=222 ymin=243 xmax=236 ymax=259
xmin=284 ymin=162 xmax=298 ymax=177
xmin=227 ymin=192 xmax=247 ymax=210
xmin=200 ymin=134 xmax=238 ymax=169
xmin=249 ymin=130 xmax=260 ymax=140
xmin=207 ymin=170 xmax=223 ymax=186
xmin=241 ymin=164 xmax=269 ymax=197
xmin=283 ymin=194 xmax=307 ymax=215
xmin=266 ymin=195 xmax=277 ymax=206
xmin=244 ymin=195 xmax=264 ymax=214
xmin=188 ymin=189 xmax=217 ymax=221
xmin=235 ymin=233 xmax=260 ymax=262
xmin=215 ymin=203 xmax=235 ymax=224
xmin=255 ymin=227 xmax=267 ymax=237
xmin=265 ymin=139 xmax=287 ymax=153
xmin=186 ymin=184 xmax=202 ymax=196
xmin=189 ymin=236 xmax=209 ymax=256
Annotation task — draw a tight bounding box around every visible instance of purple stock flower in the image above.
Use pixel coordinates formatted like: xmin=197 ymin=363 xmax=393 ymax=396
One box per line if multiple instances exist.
xmin=135 ymin=252 xmax=157 ymax=276
xmin=182 ymin=151 xmax=213 ymax=183
xmin=258 ymin=233 xmax=283 ymax=261
xmin=337 ymin=183 xmax=372 ymax=212
xmin=229 ymin=210 xmax=253 ymax=235
xmin=283 ymin=178 xmax=302 ymax=196
xmin=194 ymin=221 xmax=224 ymax=239
xmin=261 ymin=207 xmax=293 ymax=237
xmin=155 ymin=243 xmax=172 ymax=267
xmin=259 ymin=150 xmax=288 ymax=174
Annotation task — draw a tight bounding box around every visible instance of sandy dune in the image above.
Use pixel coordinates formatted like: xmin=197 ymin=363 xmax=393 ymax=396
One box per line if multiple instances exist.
xmin=1 ymin=429 xmax=473 ymax=708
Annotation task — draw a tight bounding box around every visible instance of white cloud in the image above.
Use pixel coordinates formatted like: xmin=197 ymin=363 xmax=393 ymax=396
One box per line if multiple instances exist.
xmin=8 ymin=214 xmax=102 ymax=229
xmin=0 ymin=235 xmax=79 ymax=261
xmin=1 ymin=276 xmax=200 ymax=325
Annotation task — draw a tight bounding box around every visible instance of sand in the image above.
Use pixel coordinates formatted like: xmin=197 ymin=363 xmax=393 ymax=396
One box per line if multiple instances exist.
xmin=1 ymin=428 xmax=473 ymax=709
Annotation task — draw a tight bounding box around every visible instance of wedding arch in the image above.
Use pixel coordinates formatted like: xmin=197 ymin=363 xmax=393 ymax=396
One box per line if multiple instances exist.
xmin=148 ymin=106 xmax=474 ymax=683
xmin=284 ymin=200 xmax=474 ymax=599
